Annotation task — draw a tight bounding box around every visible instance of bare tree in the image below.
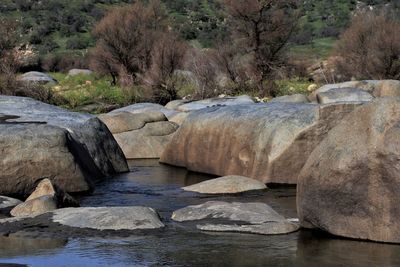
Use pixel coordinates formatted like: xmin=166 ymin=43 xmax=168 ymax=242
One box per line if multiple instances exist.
xmin=334 ymin=11 xmax=400 ymax=80
xmin=223 ymin=0 xmax=300 ymax=93
xmin=92 ymin=0 xmax=168 ymax=85
xmin=146 ymin=33 xmax=188 ymax=103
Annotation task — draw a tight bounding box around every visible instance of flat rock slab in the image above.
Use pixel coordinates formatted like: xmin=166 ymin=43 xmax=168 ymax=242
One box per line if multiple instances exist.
xmin=182 ymin=175 xmax=267 ymax=194
xmin=270 ymin=94 xmax=310 ymax=103
xmin=172 ymin=201 xmax=298 ymax=235
xmin=176 ymin=95 xmax=255 ymax=112
xmin=52 ymin=207 xmax=164 ymax=230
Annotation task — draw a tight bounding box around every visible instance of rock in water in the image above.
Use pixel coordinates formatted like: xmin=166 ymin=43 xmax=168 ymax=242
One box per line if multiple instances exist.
xmin=0 ymin=96 xmax=128 ymax=196
xmin=182 ymin=175 xmax=267 ymax=194
xmin=100 ymin=111 xmax=179 ymax=159
xmin=26 ymin=179 xmax=79 ymax=208
xmin=10 ymin=195 xmax=57 ymax=217
xmin=297 ymin=97 xmax=400 ymax=243
xmin=161 ymin=102 xmax=361 ymax=184
xmin=172 ymin=201 xmax=298 ymax=235
xmin=52 ymin=207 xmax=164 ymax=230
xmin=0 ymin=196 xmax=22 ymax=214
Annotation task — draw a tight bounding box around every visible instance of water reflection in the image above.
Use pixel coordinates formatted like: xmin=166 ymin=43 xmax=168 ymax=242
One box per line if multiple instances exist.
xmin=0 ymin=233 xmax=67 ymax=258
xmin=1 ymin=161 xmax=400 ymax=266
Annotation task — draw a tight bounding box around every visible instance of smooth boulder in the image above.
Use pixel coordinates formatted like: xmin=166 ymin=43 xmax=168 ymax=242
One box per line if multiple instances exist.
xmin=161 ymin=102 xmax=361 ymax=184
xmin=100 ymin=111 xmax=179 ymax=159
xmin=18 ymin=71 xmax=57 ymax=84
xmin=172 ymin=201 xmax=299 ymax=235
xmin=182 ymin=175 xmax=267 ymax=194
xmin=297 ymin=97 xmax=400 ymax=243
xmin=10 ymin=195 xmax=57 ymax=217
xmin=26 ymin=179 xmax=79 ymax=208
xmin=52 ymin=207 xmax=164 ymax=230
xmin=0 ymin=96 xmax=128 ymax=196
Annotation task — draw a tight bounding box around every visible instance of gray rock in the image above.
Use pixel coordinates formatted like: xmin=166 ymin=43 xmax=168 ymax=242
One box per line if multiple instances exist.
xmin=10 ymin=195 xmax=57 ymax=217
xmin=298 ymin=97 xmax=400 ymax=243
xmin=197 ymin=222 xmax=299 ymax=235
xmin=98 ymin=111 xmax=167 ymax=134
xmin=110 ymin=102 xmax=178 ymax=119
xmin=270 ymin=94 xmax=310 ymax=103
xmin=0 ymin=124 xmax=92 ymax=196
xmin=18 ymin=71 xmax=57 ymax=84
xmin=165 ymin=99 xmax=191 ymax=110
xmin=317 ymin=88 xmax=374 ymax=104
xmin=0 ymin=196 xmax=22 ymax=214
xmin=161 ymin=102 xmax=361 ymax=184
xmin=67 ymin=69 xmax=93 ymax=76
xmin=26 ymin=179 xmax=79 ymax=208
xmin=0 ymin=96 xmax=128 ymax=196
xmin=182 ymin=175 xmax=267 ymax=194
xmin=113 ymin=121 xmax=179 ymax=159
xmin=176 ymin=95 xmax=255 ymax=112
xmin=52 ymin=207 xmax=164 ymax=230
xmin=172 ymin=201 xmax=298 ymax=235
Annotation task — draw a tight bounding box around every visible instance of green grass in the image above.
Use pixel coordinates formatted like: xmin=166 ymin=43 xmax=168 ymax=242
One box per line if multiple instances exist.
xmin=50 ymin=73 xmax=143 ymax=113
xmin=274 ymin=78 xmax=315 ymax=97
xmin=289 ymin=37 xmax=336 ymax=61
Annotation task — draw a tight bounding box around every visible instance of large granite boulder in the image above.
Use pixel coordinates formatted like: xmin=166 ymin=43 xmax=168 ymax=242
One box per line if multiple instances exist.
xmin=0 ymin=96 xmax=128 ymax=197
xmin=161 ymin=102 xmax=361 ymax=184
xmin=182 ymin=175 xmax=267 ymax=194
xmin=297 ymin=97 xmax=400 ymax=243
xmin=52 ymin=207 xmax=164 ymax=230
xmin=309 ymin=80 xmax=400 ymax=102
xmin=317 ymin=88 xmax=374 ymax=104
xmin=99 ymin=111 xmax=179 ymax=159
xmin=18 ymin=71 xmax=57 ymax=84
xmin=172 ymin=201 xmax=299 ymax=235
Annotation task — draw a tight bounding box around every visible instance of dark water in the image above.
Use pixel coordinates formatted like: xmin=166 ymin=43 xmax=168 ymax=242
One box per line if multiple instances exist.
xmin=1 ymin=160 xmax=400 ymax=267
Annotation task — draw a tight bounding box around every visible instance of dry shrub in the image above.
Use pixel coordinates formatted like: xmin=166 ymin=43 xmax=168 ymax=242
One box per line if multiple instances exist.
xmin=334 ymin=11 xmax=400 ymax=80
xmin=145 ymin=33 xmax=188 ymax=104
xmin=223 ymin=0 xmax=301 ymax=87
xmin=91 ymin=0 xmax=168 ymax=86
xmin=185 ymin=48 xmax=220 ymax=99
xmin=42 ymin=53 xmax=90 ymax=73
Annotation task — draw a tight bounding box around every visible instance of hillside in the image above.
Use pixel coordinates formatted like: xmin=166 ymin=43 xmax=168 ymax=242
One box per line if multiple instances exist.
xmin=0 ymin=0 xmax=398 ymax=59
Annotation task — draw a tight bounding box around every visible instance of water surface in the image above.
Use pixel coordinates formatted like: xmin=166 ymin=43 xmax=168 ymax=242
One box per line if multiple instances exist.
xmin=1 ymin=160 xmax=400 ymax=267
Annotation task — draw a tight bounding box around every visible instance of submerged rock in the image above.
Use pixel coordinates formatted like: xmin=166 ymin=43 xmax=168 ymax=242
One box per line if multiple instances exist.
xmin=297 ymin=98 xmax=400 ymax=243
xmin=172 ymin=201 xmax=298 ymax=235
xmin=52 ymin=207 xmax=164 ymax=230
xmin=0 ymin=96 xmax=128 ymax=196
xmin=161 ymin=102 xmax=361 ymax=184
xmin=182 ymin=175 xmax=267 ymax=194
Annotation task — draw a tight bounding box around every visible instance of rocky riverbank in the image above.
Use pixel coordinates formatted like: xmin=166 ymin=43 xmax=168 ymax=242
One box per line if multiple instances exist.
xmin=1 ymin=79 xmax=400 ymax=245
